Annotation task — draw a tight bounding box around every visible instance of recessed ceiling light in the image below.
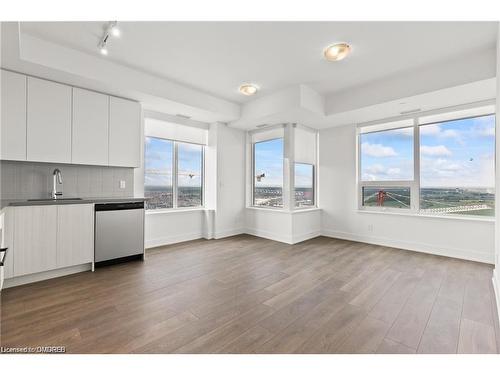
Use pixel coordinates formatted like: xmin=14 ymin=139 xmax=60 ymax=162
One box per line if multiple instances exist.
xmin=99 ymin=46 xmax=108 ymax=55
xmin=239 ymin=84 xmax=259 ymax=96
xmin=324 ymin=43 xmax=351 ymax=62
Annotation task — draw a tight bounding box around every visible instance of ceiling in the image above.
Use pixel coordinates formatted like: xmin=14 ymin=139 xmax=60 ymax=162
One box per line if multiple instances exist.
xmin=21 ymin=21 xmax=498 ymax=105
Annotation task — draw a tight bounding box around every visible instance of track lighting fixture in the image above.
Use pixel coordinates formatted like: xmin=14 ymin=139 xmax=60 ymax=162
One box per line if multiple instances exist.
xmin=97 ymin=21 xmax=120 ymax=56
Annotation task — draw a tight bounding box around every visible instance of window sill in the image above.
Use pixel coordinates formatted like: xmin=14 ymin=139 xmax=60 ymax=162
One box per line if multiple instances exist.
xmin=246 ymin=206 xmax=321 ymax=214
xmin=146 ymin=207 xmax=211 ymax=215
xmin=356 ymin=209 xmax=494 ymax=223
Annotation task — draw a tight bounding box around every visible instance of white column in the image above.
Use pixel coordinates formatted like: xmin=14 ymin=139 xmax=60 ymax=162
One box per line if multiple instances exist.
xmin=283 ymin=123 xmax=295 ymax=211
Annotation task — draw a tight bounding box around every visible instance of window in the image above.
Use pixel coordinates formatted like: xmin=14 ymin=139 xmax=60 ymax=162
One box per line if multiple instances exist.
xmin=250 ymin=124 xmax=317 ymax=210
xmin=420 ymin=114 xmax=495 ymax=216
xmin=177 ymin=142 xmax=203 ymax=208
xmin=253 ymin=138 xmax=284 ymax=207
xmin=358 ymin=105 xmax=495 ymax=217
xmin=144 ymin=137 xmax=173 ymax=209
xmin=295 ymin=163 xmax=314 ymax=207
xmin=359 ymin=120 xmax=415 ymax=211
xmin=360 ymin=125 xmax=414 ymax=182
xmin=145 ymin=137 xmax=204 ymax=210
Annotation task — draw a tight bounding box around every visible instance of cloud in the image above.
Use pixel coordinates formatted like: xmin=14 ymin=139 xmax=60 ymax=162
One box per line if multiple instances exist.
xmin=362 ymin=164 xmax=407 ymax=181
xmin=361 ymin=142 xmax=397 ymax=157
xmin=392 ymin=128 xmax=413 ymax=137
xmin=420 ymin=155 xmax=494 ymax=188
xmin=420 ymin=124 xmax=460 ymax=140
xmin=420 ymin=145 xmax=452 ymax=157
xmin=387 ymin=168 xmax=401 ymax=175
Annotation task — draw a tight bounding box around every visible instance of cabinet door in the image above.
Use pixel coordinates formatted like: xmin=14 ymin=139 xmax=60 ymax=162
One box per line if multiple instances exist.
xmin=72 ymin=88 xmax=109 ymax=165
xmin=56 ymin=204 xmax=94 ymax=268
xmin=27 ymin=77 xmax=72 ymax=163
xmin=1 ymin=70 xmax=27 ymax=161
xmin=109 ymin=96 xmax=141 ymax=167
xmin=0 ymin=207 xmax=15 ymax=279
xmin=13 ymin=206 xmax=57 ymax=276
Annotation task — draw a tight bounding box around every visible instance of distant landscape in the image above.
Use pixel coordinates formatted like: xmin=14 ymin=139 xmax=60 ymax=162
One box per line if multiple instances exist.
xmin=145 ymin=186 xmax=202 ymax=209
xmin=253 ymin=187 xmax=314 ymax=207
xmin=362 ymin=187 xmax=494 ymax=216
xmin=146 ymin=185 xmax=494 ymax=216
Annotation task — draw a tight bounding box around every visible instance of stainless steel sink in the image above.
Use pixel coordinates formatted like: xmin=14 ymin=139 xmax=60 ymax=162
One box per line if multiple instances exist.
xmin=27 ymin=198 xmax=83 ymax=202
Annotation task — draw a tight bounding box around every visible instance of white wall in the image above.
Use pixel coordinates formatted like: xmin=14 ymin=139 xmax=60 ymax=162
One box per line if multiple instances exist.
xmin=145 ymin=210 xmax=213 ymax=248
xmin=246 ymin=208 xmax=321 ymax=245
xmin=213 ymin=124 xmax=246 ymax=238
xmin=320 ymin=124 xmax=495 ymax=264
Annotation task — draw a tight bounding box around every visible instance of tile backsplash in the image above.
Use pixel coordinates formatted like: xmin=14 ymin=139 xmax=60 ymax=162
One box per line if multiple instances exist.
xmin=0 ymin=161 xmax=134 ymax=200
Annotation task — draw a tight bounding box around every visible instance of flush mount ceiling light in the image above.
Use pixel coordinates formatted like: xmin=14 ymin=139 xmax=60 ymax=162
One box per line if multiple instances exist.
xmin=239 ymin=84 xmax=259 ymax=96
xmin=323 ymin=42 xmax=351 ymax=62
xmin=97 ymin=21 xmax=120 ymax=56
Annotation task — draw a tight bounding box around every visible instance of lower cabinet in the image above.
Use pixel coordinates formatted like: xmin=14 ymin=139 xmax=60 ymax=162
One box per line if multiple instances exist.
xmin=11 ymin=204 xmax=94 ymax=277
xmin=57 ymin=204 xmax=94 ymax=268
xmin=13 ymin=206 xmax=58 ymax=276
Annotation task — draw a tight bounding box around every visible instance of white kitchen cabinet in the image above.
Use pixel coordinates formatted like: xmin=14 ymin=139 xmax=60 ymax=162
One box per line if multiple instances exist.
xmin=72 ymin=88 xmax=109 ymax=165
xmin=109 ymin=96 xmax=141 ymax=167
xmin=56 ymin=204 xmax=94 ymax=268
xmin=13 ymin=206 xmax=58 ymax=277
xmin=27 ymin=77 xmax=72 ymax=163
xmin=1 ymin=70 xmax=27 ymax=161
xmin=0 ymin=208 xmax=15 ymax=279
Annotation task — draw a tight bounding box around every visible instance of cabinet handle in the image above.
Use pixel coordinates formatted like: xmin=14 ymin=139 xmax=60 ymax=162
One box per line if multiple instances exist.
xmin=0 ymin=247 xmax=8 ymax=266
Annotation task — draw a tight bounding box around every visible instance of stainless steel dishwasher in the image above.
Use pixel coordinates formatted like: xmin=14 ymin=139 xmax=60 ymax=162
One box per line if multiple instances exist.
xmin=94 ymin=201 xmax=145 ymax=266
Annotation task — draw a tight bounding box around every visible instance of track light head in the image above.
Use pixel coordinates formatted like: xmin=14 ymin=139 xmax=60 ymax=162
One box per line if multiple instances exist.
xmin=110 ymin=21 xmax=120 ymax=37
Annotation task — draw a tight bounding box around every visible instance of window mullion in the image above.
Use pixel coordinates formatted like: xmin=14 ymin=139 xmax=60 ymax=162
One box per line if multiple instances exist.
xmin=413 ymin=119 xmax=420 ymax=213
xmin=173 ymin=141 xmax=178 ymax=209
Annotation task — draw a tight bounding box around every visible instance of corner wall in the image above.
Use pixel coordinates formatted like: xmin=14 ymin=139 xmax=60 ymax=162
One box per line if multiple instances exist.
xmin=319 ymin=124 xmax=495 ymax=264
xmin=213 ymin=124 xmax=246 ymax=238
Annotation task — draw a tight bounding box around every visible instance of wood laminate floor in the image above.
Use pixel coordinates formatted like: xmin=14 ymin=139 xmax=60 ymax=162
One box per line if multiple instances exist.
xmin=1 ymin=235 xmax=499 ymax=354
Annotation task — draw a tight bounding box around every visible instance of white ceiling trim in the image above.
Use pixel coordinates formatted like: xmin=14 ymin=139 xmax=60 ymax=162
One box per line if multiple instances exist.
xmin=1 ymin=22 xmax=240 ymax=123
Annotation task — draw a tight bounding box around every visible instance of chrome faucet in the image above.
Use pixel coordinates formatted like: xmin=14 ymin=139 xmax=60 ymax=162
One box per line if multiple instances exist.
xmin=51 ymin=168 xmax=63 ymax=199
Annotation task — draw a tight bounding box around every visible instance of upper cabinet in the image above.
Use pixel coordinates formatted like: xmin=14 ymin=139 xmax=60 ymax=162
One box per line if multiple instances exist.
xmin=27 ymin=77 xmax=72 ymax=163
xmin=0 ymin=71 xmax=141 ymax=168
xmin=72 ymin=88 xmax=109 ymax=165
xmin=109 ymin=96 xmax=141 ymax=167
xmin=1 ymin=70 xmax=27 ymax=161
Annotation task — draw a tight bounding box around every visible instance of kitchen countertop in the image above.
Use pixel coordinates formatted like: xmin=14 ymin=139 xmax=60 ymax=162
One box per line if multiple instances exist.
xmin=0 ymin=197 xmax=147 ymax=210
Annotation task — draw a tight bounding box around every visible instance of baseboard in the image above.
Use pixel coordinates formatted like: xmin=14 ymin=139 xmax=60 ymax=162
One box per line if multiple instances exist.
xmin=245 ymin=228 xmax=294 ymax=244
xmin=214 ymin=227 xmax=245 ymax=239
xmin=493 ymin=269 xmax=500 ymax=327
xmin=145 ymin=232 xmax=204 ymax=249
xmin=245 ymin=228 xmax=321 ymax=245
xmin=292 ymin=230 xmax=322 ymax=244
xmin=2 ymin=263 xmax=92 ymax=289
xmin=321 ymin=228 xmax=494 ymax=264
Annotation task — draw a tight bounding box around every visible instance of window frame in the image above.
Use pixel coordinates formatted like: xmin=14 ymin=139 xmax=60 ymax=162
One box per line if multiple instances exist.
xmin=144 ymin=136 xmax=205 ymax=211
xmin=357 ymin=122 xmax=419 ymax=213
xmin=251 ymin=137 xmax=285 ymax=209
xmin=357 ymin=101 xmax=495 ymax=218
xmin=294 ymin=162 xmax=316 ymax=209
xmin=248 ymin=123 xmax=318 ymax=211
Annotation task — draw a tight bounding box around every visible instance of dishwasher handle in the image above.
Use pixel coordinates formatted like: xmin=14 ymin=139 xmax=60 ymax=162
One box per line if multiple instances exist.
xmin=95 ymin=201 xmax=144 ymax=211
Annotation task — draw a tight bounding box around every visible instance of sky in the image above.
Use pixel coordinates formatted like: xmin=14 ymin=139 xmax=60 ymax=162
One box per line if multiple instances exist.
xmin=360 ymin=114 xmax=495 ymax=188
xmin=253 ymin=138 xmax=314 ymax=188
xmin=254 ymin=138 xmax=284 ymax=188
xmin=144 ymin=137 xmax=202 ymax=188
